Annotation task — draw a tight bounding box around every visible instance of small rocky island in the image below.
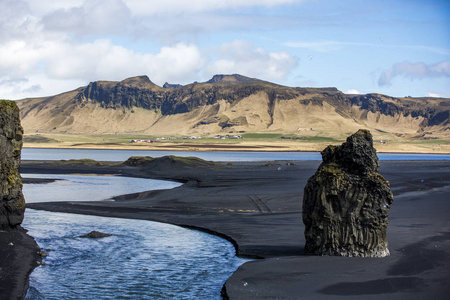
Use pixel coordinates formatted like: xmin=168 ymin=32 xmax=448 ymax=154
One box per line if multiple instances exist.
xmin=0 ymin=100 xmax=41 ymax=299
xmin=80 ymin=231 xmax=112 ymax=238
xmin=303 ymin=129 xmax=393 ymax=257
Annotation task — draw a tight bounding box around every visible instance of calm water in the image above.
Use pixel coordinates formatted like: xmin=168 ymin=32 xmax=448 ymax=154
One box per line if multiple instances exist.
xmin=22 ymin=148 xmax=320 ymax=161
xmin=22 ymin=174 xmax=182 ymax=203
xmin=22 ymin=175 xmax=250 ymax=299
xmin=23 ymin=210 xmax=248 ymax=300
xmin=22 ymin=147 xmax=450 ymax=162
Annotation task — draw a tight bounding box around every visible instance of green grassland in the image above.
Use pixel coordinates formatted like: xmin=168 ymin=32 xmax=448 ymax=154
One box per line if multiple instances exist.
xmin=21 ymin=132 xmax=450 ymax=153
xmin=23 ymin=132 xmax=339 ymax=145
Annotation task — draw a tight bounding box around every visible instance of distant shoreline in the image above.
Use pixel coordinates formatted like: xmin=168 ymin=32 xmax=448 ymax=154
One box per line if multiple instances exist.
xmin=22 ymin=143 xmax=450 ymax=154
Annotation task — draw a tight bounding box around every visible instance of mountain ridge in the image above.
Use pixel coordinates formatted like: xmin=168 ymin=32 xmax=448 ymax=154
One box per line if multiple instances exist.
xmin=15 ymin=74 xmax=449 ymax=144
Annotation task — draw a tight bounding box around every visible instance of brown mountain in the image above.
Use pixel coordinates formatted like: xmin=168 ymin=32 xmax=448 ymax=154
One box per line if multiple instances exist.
xmin=16 ymin=75 xmax=449 ymax=141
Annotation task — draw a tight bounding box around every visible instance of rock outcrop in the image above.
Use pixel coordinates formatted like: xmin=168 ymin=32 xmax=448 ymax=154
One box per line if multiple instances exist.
xmin=80 ymin=231 xmax=112 ymax=238
xmin=0 ymin=100 xmax=25 ymax=229
xmin=122 ymin=155 xmax=216 ymax=169
xmin=303 ymin=129 xmax=393 ymax=257
xmin=0 ymin=100 xmax=41 ymax=300
xmin=16 ymin=75 xmax=449 ymax=139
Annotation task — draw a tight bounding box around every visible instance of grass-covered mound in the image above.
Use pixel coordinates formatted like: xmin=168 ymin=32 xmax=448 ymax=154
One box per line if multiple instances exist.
xmin=122 ymin=155 xmax=216 ymax=169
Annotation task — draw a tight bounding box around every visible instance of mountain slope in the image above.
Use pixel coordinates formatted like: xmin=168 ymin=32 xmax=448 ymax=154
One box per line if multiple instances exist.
xmin=16 ymin=75 xmax=449 ymax=141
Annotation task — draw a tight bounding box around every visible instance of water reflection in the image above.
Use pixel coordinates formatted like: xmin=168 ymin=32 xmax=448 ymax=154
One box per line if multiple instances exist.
xmin=22 ymin=174 xmax=181 ymax=203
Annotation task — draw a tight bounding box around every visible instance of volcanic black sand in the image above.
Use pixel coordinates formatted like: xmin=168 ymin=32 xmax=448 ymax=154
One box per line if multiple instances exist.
xmin=20 ymin=157 xmax=450 ymax=299
xmin=0 ymin=228 xmax=41 ymax=300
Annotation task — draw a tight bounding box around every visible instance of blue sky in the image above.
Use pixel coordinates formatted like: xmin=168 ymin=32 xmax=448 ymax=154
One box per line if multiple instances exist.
xmin=0 ymin=0 xmax=449 ymax=100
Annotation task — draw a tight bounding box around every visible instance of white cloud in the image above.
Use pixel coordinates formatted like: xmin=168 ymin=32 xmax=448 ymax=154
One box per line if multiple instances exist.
xmin=125 ymin=0 xmax=305 ymax=15
xmin=26 ymin=0 xmax=84 ymax=16
xmin=0 ymin=0 xmax=302 ymax=99
xmin=0 ymin=37 xmax=299 ymax=99
xmin=346 ymin=89 xmax=360 ymax=94
xmin=41 ymin=40 xmax=206 ymax=84
xmin=0 ymin=38 xmax=208 ymax=99
xmin=0 ymin=74 xmax=88 ymax=100
xmin=41 ymin=0 xmax=137 ymax=36
xmin=205 ymin=40 xmax=297 ymax=81
xmin=427 ymin=92 xmax=441 ymax=98
xmin=284 ymin=40 xmax=450 ymax=55
xmin=378 ymin=61 xmax=450 ymax=86
xmin=0 ymin=78 xmax=35 ymax=100
xmin=0 ymin=0 xmax=36 ymax=41
xmin=0 ymin=40 xmax=44 ymax=78
xmin=151 ymin=44 xmax=208 ymax=82
xmin=6 ymin=0 xmax=312 ymax=42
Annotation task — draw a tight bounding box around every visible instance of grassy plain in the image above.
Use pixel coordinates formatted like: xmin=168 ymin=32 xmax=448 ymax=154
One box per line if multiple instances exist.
xmin=22 ymin=132 xmax=450 ymax=153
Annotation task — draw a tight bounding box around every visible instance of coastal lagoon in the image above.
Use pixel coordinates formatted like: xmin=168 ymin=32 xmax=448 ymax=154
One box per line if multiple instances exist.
xmin=22 ymin=175 xmax=250 ymax=299
xmin=22 ymin=148 xmax=450 ymax=162
xmin=20 ymin=149 xmax=449 ymax=299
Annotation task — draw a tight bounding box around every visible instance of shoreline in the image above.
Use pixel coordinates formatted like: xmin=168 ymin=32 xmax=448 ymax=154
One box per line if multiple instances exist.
xmin=21 ymin=158 xmax=450 ymax=299
xmin=0 ymin=227 xmax=41 ymax=300
xmin=22 ymin=143 xmax=450 ymax=154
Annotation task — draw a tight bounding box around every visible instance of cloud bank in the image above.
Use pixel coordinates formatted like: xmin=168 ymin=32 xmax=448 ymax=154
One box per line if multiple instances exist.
xmin=125 ymin=0 xmax=305 ymax=14
xmin=0 ymin=0 xmax=298 ymax=99
xmin=378 ymin=61 xmax=450 ymax=86
xmin=41 ymin=0 xmax=136 ymax=36
xmin=345 ymin=89 xmax=361 ymax=94
xmin=206 ymin=41 xmax=298 ymax=81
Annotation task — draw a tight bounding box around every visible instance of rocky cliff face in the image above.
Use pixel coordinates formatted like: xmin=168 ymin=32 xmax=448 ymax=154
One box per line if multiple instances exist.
xmin=16 ymin=75 xmax=449 ymax=138
xmin=0 ymin=100 xmax=25 ymax=229
xmin=0 ymin=100 xmax=41 ymax=300
xmin=77 ymin=76 xmax=165 ymax=111
xmin=303 ymin=129 xmax=393 ymax=257
xmin=70 ymin=75 xmax=311 ymax=118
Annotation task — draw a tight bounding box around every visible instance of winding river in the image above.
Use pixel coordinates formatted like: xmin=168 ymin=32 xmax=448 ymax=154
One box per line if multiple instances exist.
xmin=22 ymin=174 xmax=250 ymax=299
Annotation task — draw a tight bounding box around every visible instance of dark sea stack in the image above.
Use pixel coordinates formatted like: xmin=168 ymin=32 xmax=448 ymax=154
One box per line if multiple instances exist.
xmin=0 ymin=100 xmax=41 ymax=300
xmin=0 ymin=100 xmax=25 ymax=228
xmin=303 ymin=129 xmax=393 ymax=257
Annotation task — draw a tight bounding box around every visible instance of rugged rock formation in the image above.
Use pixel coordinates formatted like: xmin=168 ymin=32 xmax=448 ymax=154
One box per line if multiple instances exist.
xmin=0 ymin=100 xmax=25 ymax=228
xmin=163 ymin=82 xmax=183 ymax=89
xmin=16 ymin=74 xmax=449 ymax=140
xmin=122 ymin=155 xmax=216 ymax=170
xmin=303 ymin=129 xmax=393 ymax=257
xmin=77 ymin=75 xmax=165 ymax=111
xmin=206 ymin=74 xmax=259 ymax=83
xmin=0 ymin=100 xmax=41 ymax=300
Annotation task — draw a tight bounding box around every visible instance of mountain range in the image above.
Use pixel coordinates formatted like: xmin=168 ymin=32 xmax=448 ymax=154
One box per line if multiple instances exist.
xmin=15 ymin=74 xmax=449 ymax=142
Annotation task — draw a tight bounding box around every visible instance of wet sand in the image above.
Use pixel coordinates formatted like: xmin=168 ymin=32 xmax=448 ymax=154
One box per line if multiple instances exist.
xmin=21 ymin=158 xmax=450 ymax=299
xmin=0 ymin=228 xmax=41 ymax=300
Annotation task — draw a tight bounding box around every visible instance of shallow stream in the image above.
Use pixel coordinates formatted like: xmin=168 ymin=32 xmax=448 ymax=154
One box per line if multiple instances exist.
xmin=22 ymin=175 xmax=250 ymax=299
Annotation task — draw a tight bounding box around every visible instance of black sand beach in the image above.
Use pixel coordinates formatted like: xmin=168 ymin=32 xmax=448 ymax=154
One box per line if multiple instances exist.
xmin=21 ymin=158 xmax=450 ymax=299
xmin=0 ymin=228 xmax=41 ymax=300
